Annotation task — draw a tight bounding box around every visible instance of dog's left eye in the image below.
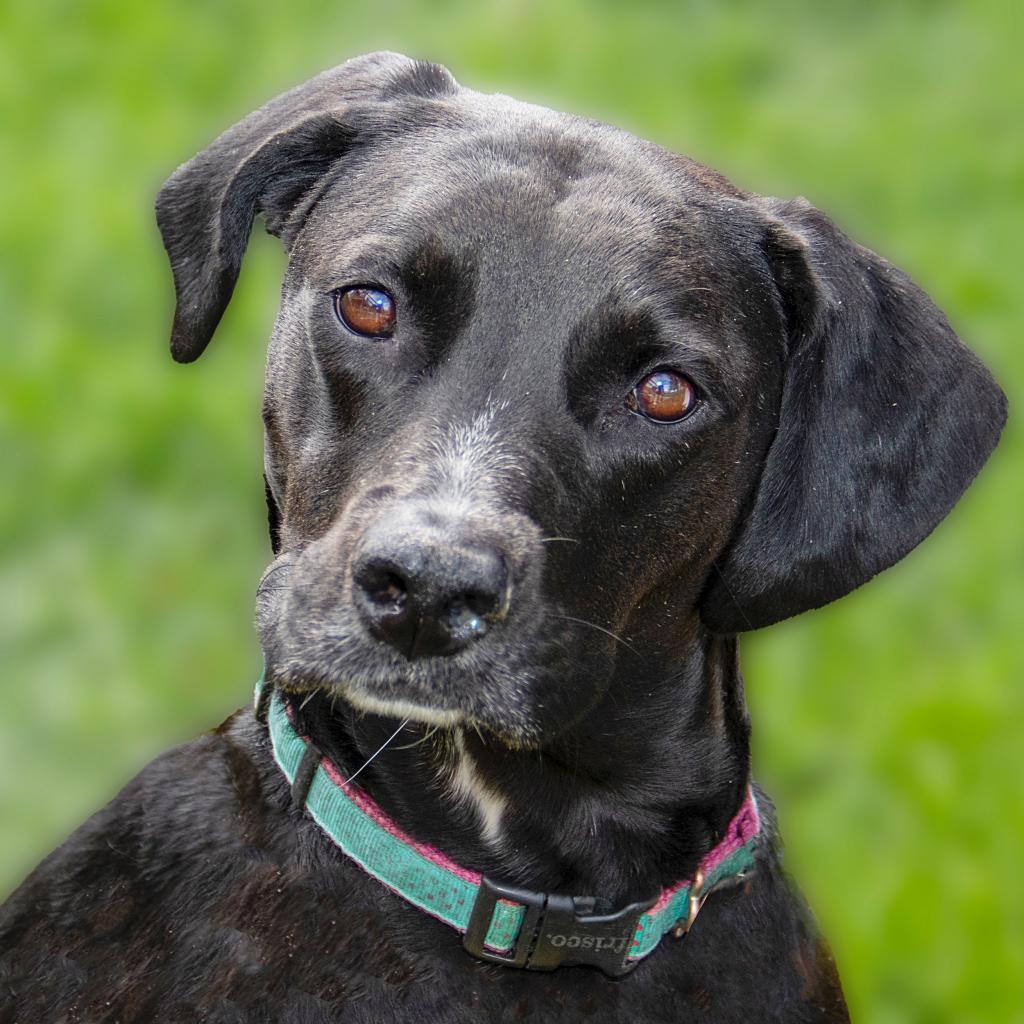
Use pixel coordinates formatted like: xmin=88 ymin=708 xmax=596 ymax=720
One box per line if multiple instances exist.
xmin=333 ymin=286 xmax=396 ymax=338
xmin=626 ymin=369 xmax=697 ymax=423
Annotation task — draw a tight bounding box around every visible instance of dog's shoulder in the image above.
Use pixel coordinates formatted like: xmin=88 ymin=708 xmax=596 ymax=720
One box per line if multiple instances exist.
xmin=0 ymin=712 xmax=294 ymax=1019
xmin=2 ymin=711 xmax=282 ymax=920
xmin=0 ymin=713 xmax=457 ymax=1022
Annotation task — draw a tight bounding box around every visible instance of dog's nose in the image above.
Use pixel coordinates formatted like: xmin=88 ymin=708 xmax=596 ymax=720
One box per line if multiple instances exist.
xmin=352 ymin=514 xmax=510 ymax=659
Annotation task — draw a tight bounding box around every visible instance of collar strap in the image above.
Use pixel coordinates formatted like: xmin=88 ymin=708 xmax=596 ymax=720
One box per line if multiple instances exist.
xmin=256 ymin=676 xmax=761 ymax=977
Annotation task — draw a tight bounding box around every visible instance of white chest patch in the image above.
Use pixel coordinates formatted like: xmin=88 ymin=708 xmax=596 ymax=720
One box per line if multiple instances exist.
xmin=445 ymin=730 xmax=508 ymax=848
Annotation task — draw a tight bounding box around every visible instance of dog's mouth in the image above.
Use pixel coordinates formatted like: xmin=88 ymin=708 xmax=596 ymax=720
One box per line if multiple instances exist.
xmin=264 ymin=656 xmax=554 ymax=750
xmin=260 ymin=598 xmax=606 ymax=749
xmin=258 ymin=555 xmax=502 ymax=735
xmin=253 ymin=470 xmax=623 ymax=749
xmin=328 ymin=681 xmax=466 ymax=730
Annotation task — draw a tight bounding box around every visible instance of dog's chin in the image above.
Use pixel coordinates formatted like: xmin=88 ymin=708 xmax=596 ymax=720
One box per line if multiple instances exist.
xmin=339 ymin=681 xmax=550 ymax=750
xmin=271 ymin=669 xmax=551 ymax=751
xmin=338 ymin=685 xmax=466 ymax=730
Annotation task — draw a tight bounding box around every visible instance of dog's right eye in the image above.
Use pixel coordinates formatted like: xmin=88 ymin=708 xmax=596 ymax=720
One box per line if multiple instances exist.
xmin=333 ymin=287 xmax=396 ymax=338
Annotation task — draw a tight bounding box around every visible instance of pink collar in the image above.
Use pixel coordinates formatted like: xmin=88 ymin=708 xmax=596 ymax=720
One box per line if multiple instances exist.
xmin=258 ymin=677 xmax=761 ymax=976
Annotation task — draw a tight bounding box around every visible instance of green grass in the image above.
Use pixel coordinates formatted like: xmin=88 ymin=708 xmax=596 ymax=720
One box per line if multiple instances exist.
xmin=1 ymin=1 xmax=1022 ymax=1020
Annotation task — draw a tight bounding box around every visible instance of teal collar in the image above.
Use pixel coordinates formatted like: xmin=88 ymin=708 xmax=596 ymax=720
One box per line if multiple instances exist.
xmin=256 ymin=676 xmax=761 ymax=977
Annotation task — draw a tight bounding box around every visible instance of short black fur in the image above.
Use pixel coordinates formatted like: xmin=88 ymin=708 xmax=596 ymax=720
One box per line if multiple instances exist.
xmin=1 ymin=51 xmax=1005 ymax=1023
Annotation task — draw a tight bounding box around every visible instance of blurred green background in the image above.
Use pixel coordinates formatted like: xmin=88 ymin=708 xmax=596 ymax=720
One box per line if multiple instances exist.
xmin=1 ymin=0 xmax=1021 ymax=1019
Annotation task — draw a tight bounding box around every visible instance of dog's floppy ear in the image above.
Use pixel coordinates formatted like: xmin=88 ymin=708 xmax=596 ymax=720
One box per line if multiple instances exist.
xmin=700 ymin=197 xmax=1007 ymax=633
xmin=156 ymin=52 xmax=456 ymax=362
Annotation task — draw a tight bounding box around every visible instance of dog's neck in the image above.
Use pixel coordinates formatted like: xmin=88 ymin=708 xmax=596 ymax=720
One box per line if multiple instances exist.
xmin=290 ymin=618 xmax=750 ymax=906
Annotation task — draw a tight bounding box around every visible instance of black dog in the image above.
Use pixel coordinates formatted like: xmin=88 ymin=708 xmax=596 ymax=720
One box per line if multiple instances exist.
xmin=0 ymin=53 xmax=1006 ymax=1023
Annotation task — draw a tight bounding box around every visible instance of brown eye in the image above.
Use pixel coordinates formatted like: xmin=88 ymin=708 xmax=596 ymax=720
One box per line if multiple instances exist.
xmin=334 ymin=287 xmax=396 ymax=338
xmin=626 ymin=369 xmax=697 ymax=423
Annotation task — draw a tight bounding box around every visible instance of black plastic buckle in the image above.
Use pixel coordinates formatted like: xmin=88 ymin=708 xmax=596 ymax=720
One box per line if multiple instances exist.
xmin=463 ymin=877 xmax=657 ymax=977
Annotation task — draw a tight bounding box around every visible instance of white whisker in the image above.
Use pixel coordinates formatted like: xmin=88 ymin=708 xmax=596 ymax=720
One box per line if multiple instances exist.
xmin=393 ymin=724 xmax=442 ymax=750
xmin=550 ymin=613 xmax=639 ymax=655
xmin=343 ymin=718 xmax=411 ymax=787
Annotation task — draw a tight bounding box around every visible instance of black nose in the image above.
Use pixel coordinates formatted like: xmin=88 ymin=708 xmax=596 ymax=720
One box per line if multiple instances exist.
xmin=352 ymin=512 xmax=510 ymax=659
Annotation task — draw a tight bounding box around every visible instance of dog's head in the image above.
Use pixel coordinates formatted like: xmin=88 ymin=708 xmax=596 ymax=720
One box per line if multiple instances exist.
xmin=158 ymin=53 xmax=1005 ymax=746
